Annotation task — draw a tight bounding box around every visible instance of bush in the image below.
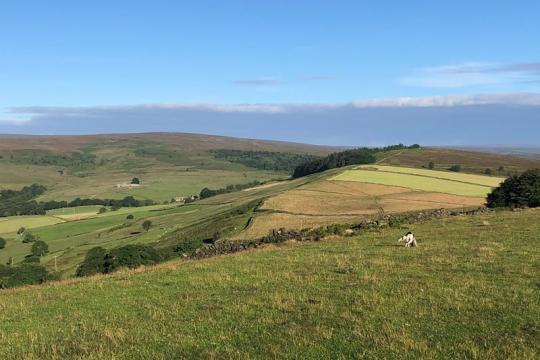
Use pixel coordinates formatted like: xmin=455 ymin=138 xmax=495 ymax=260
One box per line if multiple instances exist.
xmin=31 ymin=240 xmax=49 ymax=257
xmin=17 ymin=227 xmax=26 ymax=235
xmin=0 ymin=237 xmax=6 ymax=249
xmin=142 ymin=220 xmax=152 ymax=232
xmin=428 ymin=162 xmax=435 ymax=170
xmin=98 ymin=207 xmax=107 ymax=214
xmin=131 ymin=177 xmax=140 ymax=184
xmin=23 ymin=255 xmax=41 ymax=263
xmin=484 ymin=168 xmax=493 ymax=175
xmin=449 ymin=164 xmax=461 ymax=172
xmin=76 ymin=247 xmax=108 ymax=277
xmin=487 ymin=169 xmax=540 ymax=208
xmin=126 ymin=214 xmax=134 ymax=220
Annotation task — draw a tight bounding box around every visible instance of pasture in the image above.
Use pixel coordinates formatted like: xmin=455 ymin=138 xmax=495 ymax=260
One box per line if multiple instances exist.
xmin=0 ymin=209 xmax=538 ymax=359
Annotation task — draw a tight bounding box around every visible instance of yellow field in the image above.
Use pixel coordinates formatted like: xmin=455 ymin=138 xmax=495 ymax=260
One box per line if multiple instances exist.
xmin=0 ymin=215 xmax=65 ymax=235
xmin=332 ymin=168 xmax=497 ymax=197
xmin=355 ymin=165 xmax=505 ymax=187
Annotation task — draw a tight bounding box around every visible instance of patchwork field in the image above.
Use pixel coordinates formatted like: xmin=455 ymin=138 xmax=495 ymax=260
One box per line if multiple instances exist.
xmin=239 ymin=167 xmax=493 ymax=239
xmin=1 ymin=209 xmax=538 ymax=359
xmin=332 ymin=169 xmax=497 ymax=197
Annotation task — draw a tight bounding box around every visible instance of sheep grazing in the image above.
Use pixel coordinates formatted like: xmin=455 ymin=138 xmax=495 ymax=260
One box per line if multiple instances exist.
xmin=398 ymin=232 xmax=417 ymax=247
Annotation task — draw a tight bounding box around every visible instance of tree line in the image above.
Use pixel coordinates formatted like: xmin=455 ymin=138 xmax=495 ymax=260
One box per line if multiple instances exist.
xmin=292 ymin=144 xmax=421 ymax=178
xmin=199 ymin=180 xmax=264 ymax=199
xmin=210 ymin=149 xmax=322 ymax=172
xmin=0 ymin=184 xmax=155 ymax=217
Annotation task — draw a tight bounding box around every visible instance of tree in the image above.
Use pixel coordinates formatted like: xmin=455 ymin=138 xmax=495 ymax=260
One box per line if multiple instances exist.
xmin=22 ymin=232 xmax=38 ymax=243
xmin=484 ymin=168 xmax=493 ymax=175
xmin=31 ymin=240 xmax=49 ymax=257
xmin=428 ymin=162 xmax=435 ymax=170
xmin=126 ymin=214 xmax=134 ymax=220
xmin=498 ymin=166 xmax=505 ymax=172
xmin=131 ymin=177 xmax=140 ymax=185
xmin=103 ymin=244 xmax=161 ymax=273
xmin=487 ymin=169 xmax=540 ymax=208
xmin=76 ymin=247 xmax=107 ymax=277
xmin=98 ymin=207 xmax=107 ymax=214
xmin=449 ymin=164 xmax=461 ymax=172
xmin=142 ymin=220 xmax=152 ymax=232
xmin=17 ymin=227 xmax=26 ymax=235
xmin=0 ymin=237 xmax=6 ymax=249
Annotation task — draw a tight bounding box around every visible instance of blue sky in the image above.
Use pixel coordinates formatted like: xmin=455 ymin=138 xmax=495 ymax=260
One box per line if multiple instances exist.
xmin=1 ymin=1 xmax=539 ymax=145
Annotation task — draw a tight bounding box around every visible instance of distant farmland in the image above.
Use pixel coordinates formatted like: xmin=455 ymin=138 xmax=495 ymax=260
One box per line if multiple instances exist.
xmin=332 ymin=166 xmax=504 ymax=197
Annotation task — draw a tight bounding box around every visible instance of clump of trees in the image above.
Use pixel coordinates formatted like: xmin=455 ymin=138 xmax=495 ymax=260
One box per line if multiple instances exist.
xmin=487 ymin=169 xmax=540 ymax=208
xmin=0 ymin=184 xmax=47 ymax=217
xmin=9 ymin=149 xmax=96 ymax=169
xmin=292 ymin=144 xmax=421 ymax=178
xmin=0 ymin=263 xmax=50 ymax=289
xmin=76 ymin=245 xmax=163 ymax=277
xmin=209 ymin=149 xmax=322 ymax=172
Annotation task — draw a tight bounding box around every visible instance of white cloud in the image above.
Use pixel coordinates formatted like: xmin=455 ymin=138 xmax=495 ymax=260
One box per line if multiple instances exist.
xmin=400 ymin=61 xmax=540 ymax=88
xmin=351 ymin=93 xmax=540 ymax=107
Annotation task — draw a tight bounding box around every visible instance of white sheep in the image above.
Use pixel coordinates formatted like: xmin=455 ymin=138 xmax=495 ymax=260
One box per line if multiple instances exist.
xmin=398 ymin=232 xmax=417 ymax=247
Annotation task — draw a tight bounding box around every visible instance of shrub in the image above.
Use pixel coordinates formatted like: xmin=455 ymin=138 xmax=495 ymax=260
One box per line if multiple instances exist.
xmin=449 ymin=164 xmax=461 ymax=172
xmin=98 ymin=207 xmax=107 ymax=214
xmin=142 ymin=220 xmax=152 ymax=232
xmin=428 ymin=162 xmax=435 ymax=170
xmin=126 ymin=214 xmax=134 ymax=220
xmin=487 ymin=169 xmax=540 ymax=208
xmin=23 ymin=255 xmax=41 ymax=263
xmin=76 ymin=247 xmax=108 ymax=277
xmin=131 ymin=177 xmax=140 ymax=185
xmin=17 ymin=227 xmax=26 ymax=235
xmin=484 ymin=168 xmax=493 ymax=175
xmin=0 ymin=237 xmax=6 ymax=249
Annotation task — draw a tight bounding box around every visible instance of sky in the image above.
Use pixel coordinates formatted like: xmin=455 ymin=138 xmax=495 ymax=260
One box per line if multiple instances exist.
xmin=0 ymin=1 xmax=539 ymax=145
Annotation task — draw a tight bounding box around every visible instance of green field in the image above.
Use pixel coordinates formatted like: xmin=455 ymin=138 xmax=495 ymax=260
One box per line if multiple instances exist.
xmin=1 ymin=209 xmax=538 ymax=359
xmin=332 ymin=168 xmax=497 ymax=197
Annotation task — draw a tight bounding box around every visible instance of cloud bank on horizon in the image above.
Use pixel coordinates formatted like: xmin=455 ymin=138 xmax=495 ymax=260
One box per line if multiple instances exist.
xmin=1 ymin=93 xmax=539 ymax=147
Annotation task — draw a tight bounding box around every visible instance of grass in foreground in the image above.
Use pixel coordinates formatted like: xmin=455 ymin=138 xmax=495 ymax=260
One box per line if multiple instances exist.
xmin=0 ymin=209 xmax=538 ymax=359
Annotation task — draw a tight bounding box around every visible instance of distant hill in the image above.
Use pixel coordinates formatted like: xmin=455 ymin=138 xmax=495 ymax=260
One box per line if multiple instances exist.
xmin=0 ymin=132 xmax=342 ymax=155
xmin=449 ymin=146 xmax=540 ymax=161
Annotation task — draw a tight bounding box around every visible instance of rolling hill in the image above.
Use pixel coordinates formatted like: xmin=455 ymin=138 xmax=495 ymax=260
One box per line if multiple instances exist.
xmin=1 ymin=133 xmax=540 ymax=278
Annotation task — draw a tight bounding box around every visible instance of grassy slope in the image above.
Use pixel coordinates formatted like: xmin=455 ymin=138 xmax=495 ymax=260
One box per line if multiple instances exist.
xmin=0 ymin=209 xmax=538 ymax=359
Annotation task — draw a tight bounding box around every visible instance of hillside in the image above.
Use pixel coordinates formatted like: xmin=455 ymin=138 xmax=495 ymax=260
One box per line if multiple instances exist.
xmin=1 ymin=209 xmax=538 ymax=359
xmin=0 ymin=132 xmax=339 ymax=203
xmin=2 ymin=134 xmax=540 ymax=279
